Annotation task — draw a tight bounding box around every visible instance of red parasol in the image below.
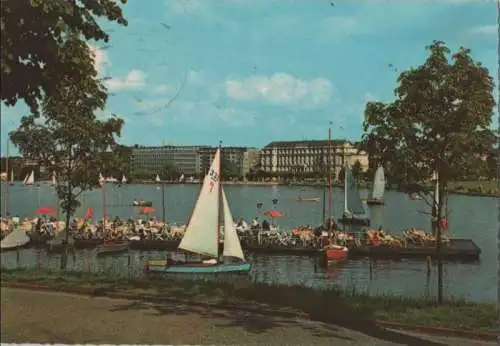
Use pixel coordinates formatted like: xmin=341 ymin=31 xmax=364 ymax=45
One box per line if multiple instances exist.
xmin=139 ymin=206 xmax=155 ymax=215
xmin=86 ymin=207 xmax=94 ymax=219
xmin=264 ymin=209 xmax=284 ymax=218
xmin=36 ymin=207 xmax=56 ymax=215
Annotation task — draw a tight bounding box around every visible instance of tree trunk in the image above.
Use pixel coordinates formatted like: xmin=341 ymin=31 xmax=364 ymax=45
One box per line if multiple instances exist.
xmin=436 ymin=180 xmax=445 ymax=304
xmin=60 ymin=175 xmax=72 ymax=271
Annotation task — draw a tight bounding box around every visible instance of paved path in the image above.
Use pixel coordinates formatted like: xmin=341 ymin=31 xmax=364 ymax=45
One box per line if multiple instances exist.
xmin=0 ymin=288 xmax=495 ymax=345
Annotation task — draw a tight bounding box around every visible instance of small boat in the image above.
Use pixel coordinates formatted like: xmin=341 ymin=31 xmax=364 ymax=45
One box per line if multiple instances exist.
xmin=145 ymin=147 xmax=251 ymax=274
xmin=297 ymin=196 xmax=320 ymax=202
xmin=366 ymin=166 xmax=385 ymax=205
xmin=96 ymin=240 xmax=129 ymax=256
xmin=133 ymin=200 xmax=153 ymax=207
xmin=339 ymin=165 xmax=370 ymax=226
xmin=1 ymin=228 xmax=31 ymax=251
xmin=324 ymin=244 xmax=349 ymax=263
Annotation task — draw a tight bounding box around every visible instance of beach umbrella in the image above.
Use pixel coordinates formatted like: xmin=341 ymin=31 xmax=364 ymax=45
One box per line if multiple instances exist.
xmin=36 ymin=207 xmax=56 ymax=215
xmin=264 ymin=209 xmax=284 ymax=218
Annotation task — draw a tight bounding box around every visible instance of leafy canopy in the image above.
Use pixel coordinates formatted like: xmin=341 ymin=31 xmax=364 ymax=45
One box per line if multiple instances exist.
xmin=10 ymin=41 xmax=124 ymax=218
xmin=1 ymin=0 xmax=127 ymax=114
xmin=362 ymin=41 xmax=496 ymax=197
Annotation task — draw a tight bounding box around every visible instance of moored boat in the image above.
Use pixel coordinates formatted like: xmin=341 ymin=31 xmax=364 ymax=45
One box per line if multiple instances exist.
xmin=324 ymin=244 xmax=349 ymax=262
xmin=339 ymin=165 xmax=370 ymax=226
xmin=132 ymin=200 xmax=153 ymax=207
xmin=296 ymin=196 xmax=320 ymax=202
xmin=145 ymin=147 xmax=251 ymax=274
xmin=1 ymin=228 xmax=31 ymax=251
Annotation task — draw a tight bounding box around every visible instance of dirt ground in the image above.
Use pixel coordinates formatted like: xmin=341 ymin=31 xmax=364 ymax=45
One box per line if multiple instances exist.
xmin=0 ymin=287 xmax=495 ymax=345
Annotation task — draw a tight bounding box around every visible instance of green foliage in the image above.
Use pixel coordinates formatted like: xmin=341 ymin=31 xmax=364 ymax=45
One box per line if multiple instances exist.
xmin=337 ymin=167 xmax=345 ymax=182
xmin=161 ymin=161 xmax=180 ymax=180
xmin=351 ymin=160 xmax=362 ymax=182
xmin=221 ymin=158 xmax=241 ymax=180
xmin=1 ymin=0 xmax=127 ymax=114
xmin=9 ymin=55 xmax=124 ymax=221
xmin=362 ymin=41 xmax=496 ymax=201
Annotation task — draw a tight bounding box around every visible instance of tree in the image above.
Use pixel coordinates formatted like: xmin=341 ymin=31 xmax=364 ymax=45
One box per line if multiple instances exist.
xmin=221 ymin=159 xmax=241 ymax=181
xmin=362 ymin=41 xmax=496 ymax=303
xmin=10 ymin=64 xmax=124 ymax=268
xmin=1 ymin=0 xmax=127 ymax=115
xmin=351 ymin=160 xmax=362 ymax=183
xmin=161 ymin=161 xmax=180 ymax=181
xmin=337 ymin=167 xmax=345 ymax=183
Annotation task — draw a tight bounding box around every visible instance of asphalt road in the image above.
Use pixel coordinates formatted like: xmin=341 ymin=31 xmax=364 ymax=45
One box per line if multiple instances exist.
xmin=0 ymin=287 xmax=495 ymax=345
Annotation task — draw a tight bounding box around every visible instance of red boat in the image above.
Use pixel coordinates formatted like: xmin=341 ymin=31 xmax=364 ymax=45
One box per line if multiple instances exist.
xmin=324 ymin=244 xmax=349 ymax=262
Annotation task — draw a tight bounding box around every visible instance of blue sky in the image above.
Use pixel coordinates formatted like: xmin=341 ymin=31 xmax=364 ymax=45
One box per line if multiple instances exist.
xmin=1 ymin=0 xmax=497 ymax=152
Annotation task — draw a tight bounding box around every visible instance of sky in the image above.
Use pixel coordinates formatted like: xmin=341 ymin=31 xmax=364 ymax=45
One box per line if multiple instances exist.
xmin=1 ymin=0 xmax=498 ymax=152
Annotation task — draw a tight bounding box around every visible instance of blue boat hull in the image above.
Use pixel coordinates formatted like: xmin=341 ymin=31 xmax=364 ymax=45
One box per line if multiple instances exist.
xmin=148 ymin=262 xmax=251 ymax=274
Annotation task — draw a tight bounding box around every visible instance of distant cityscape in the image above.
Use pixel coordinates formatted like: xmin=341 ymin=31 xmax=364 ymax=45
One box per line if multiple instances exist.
xmin=1 ymin=139 xmax=369 ymax=182
xmin=130 ymin=139 xmax=369 ymax=181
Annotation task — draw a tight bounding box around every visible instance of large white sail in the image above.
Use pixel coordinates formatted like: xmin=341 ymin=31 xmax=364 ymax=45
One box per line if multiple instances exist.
xmin=24 ymin=170 xmax=35 ymax=185
xmin=345 ymin=167 xmax=365 ymax=215
xmin=178 ymin=148 xmax=221 ymax=258
xmin=222 ymin=188 xmax=245 ymax=261
xmin=370 ymin=166 xmax=385 ymax=200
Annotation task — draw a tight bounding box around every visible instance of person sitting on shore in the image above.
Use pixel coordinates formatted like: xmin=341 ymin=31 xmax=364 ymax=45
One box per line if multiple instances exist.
xmin=262 ymin=219 xmax=270 ymax=231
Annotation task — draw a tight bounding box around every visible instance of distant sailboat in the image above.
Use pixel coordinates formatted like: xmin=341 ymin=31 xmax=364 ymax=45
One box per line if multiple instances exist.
xmin=121 ymin=175 xmax=127 ymax=184
xmin=51 ymin=171 xmax=57 ymax=187
xmin=156 ymin=174 xmax=161 ymax=190
xmin=9 ymin=169 xmax=14 ymax=186
xmin=367 ymin=166 xmax=385 ymax=205
xmin=339 ymin=166 xmax=370 ymax=226
xmin=145 ymin=147 xmax=251 ymax=274
xmin=23 ymin=170 xmax=35 ymax=186
xmin=179 ymin=174 xmax=185 ymax=183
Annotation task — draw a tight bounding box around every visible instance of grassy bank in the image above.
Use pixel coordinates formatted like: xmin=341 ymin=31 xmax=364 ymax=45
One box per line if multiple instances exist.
xmin=1 ymin=268 xmax=496 ymax=333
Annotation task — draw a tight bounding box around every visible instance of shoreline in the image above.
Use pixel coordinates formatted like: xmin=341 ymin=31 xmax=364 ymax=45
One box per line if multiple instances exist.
xmin=131 ymin=180 xmax=499 ymax=198
xmin=1 ymin=268 xmax=497 ymax=341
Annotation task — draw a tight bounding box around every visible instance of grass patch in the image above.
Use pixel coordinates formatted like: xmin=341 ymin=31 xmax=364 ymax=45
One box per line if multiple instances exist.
xmin=1 ymin=267 xmax=496 ymax=332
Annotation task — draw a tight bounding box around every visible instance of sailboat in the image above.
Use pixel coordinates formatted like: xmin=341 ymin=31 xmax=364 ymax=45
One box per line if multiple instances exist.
xmin=366 ymin=166 xmax=385 ymax=205
xmin=23 ymin=170 xmax=35 ymax=186
xmin=323 ymin=126 xmax=348 ymax=263
xmin=145 ymin=148 xmax=251 ymax=274
xmin=121 ymin=175 xmax=127 ymax=184
xmin=50 ymin=171 xmax=57 ymax=187
xmin=339 ymin=166 xmax=370 ymax=226
xmin=9 ymin=169 xmax=14 ymax=186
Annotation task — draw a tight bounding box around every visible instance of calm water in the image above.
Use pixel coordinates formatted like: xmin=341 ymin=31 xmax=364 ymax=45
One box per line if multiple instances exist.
xmin=0 ymin=183 xmax=497 ymax=302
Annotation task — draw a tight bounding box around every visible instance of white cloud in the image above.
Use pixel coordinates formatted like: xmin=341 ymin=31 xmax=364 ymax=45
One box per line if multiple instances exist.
xmin=151 ymin=84 xmax=174 ymax=94
xmin=470 ymin=25 xmax=496 ymax=36
xmin=105 ymin=70 xmax=147 ymax=91
xmin=88 ymin=45 xmax=109 ymax=74
xmin=225 ymin=73 xmax=334 ymax=108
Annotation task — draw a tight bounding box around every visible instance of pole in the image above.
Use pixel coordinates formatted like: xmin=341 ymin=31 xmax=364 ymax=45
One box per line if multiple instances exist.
xmin=216 ymin=141 xmax=222 ymax=259
xmin=161 ymin=181 xmax=166 ymax=224
xmin=2 ymin=139 xmax=9 ymax=218
xmin=436 ymin=171 xmax=443 ymax=304
xmin=102 ymin=182 xmax=107 ymax=227
xmin=328 ymin=125 xmax=333 ymax=236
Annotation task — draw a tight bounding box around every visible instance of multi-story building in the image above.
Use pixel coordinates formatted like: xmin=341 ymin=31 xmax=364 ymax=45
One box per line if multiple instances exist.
xmin=197 ymin=146 xmax=249 ymax=177
xmin=131 ymin=145 xmax=258 ymax=178
xmin=260 ymin=140 xmax=368 ymax=180
xmin=130 ymin=145 xmax=201 ymax=176
xmin=242 ymin=149 xmax=261 ymax=179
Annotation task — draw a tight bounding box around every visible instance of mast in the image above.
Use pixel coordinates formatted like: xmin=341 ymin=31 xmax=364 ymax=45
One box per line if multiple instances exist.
xmin=343 ymin=146 xmax=348 ymax=213
xmin=327 ymin=124 xmax=333 ymax=236
xmin=217 ymin=140 xmax=222 ymax=259
xmin=2 ymin=139 xmax=9 ymax=218
xmin=102 ymin=178 xmax=107 ymax=227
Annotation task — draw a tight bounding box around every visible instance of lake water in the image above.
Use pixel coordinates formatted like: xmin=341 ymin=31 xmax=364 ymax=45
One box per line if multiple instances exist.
xmin=0 ymin=183 xmax=497 ymax=302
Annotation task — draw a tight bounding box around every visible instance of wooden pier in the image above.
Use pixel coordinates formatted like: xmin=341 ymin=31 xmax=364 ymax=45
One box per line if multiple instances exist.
xmin=25 ymin=237 xmax=481 ymax=262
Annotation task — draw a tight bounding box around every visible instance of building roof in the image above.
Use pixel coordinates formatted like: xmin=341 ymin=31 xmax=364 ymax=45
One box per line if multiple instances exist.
xmin=264 ymin=139 xmax=352 ymax=148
